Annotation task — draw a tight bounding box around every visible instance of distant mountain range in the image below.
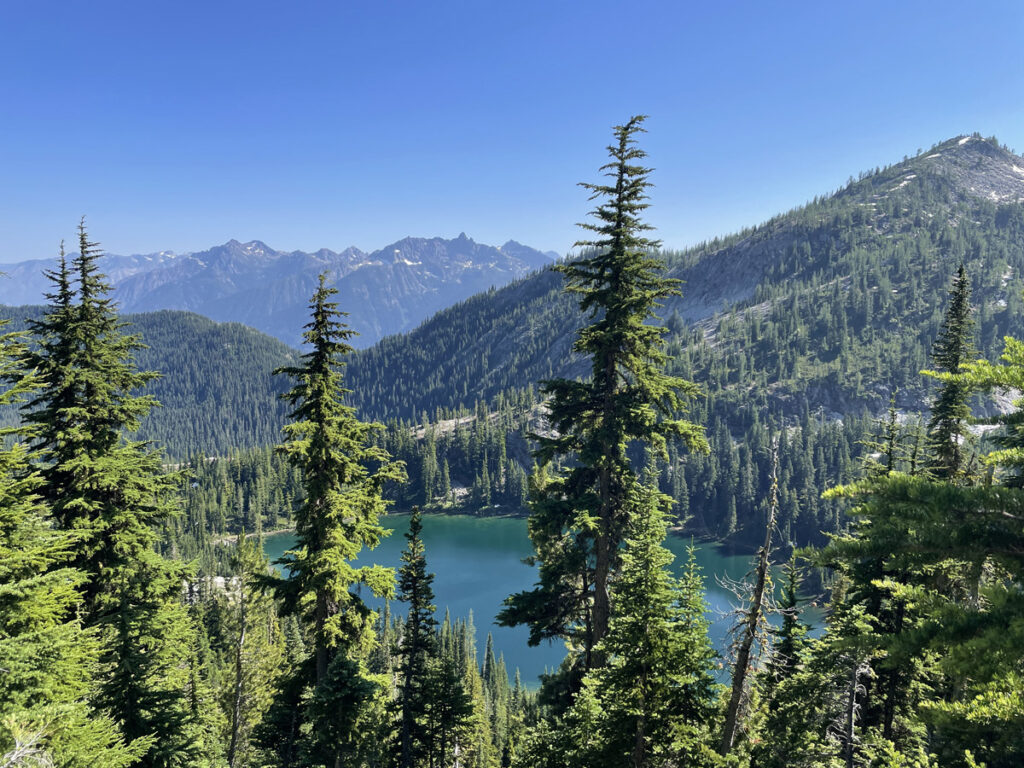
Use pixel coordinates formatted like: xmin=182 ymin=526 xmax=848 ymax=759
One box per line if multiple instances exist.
xmin=0 ymin=234 xmax=557 ymax=347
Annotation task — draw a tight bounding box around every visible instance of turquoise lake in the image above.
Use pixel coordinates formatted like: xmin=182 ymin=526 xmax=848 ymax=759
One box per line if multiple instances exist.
xmin=262 ymin=513 xmax=777 ymax=685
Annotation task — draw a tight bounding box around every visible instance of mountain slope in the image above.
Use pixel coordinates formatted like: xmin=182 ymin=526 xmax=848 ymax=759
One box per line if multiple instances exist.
xmin=0 ymin=234 xmax=556 ymax=348
xmin=0 ymin=306 xmax=299 ymax=457
xmin=346 ymin=135 xmax=1024 ymax=423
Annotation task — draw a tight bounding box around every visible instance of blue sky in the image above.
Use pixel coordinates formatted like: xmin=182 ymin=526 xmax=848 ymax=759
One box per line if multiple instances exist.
xmin=1 ymin=1 xmax=1021 ymax=261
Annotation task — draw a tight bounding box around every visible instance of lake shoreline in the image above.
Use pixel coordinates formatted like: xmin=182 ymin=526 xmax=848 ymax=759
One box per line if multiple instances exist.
xmin=236 ymin=509 xmax=760 ymax=561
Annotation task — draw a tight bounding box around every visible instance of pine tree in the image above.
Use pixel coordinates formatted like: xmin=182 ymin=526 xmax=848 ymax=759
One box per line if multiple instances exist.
xmin=923 ymin=264 xmax=975 ymax=480
xmin=427 ymin=647 xmax=476 ymax=768
xmin=394 ymin=507 xmax=438 ymax=768
xmin=270 ymin=272 xmax=405 ymax=765
xmin=559 ymin=483 xmax=721 ymax=768
xmin=765 ymin=557 xmax=810 ymax=698
xmin=12 ymin=224 xmax=209 ymax=766
xmin=0 ymin=324 xmax=143 ymax=768
xmin=19 ymin=225 xmax=171 ymax=609
xmin=501 ymin=116 xmax=707 ymax=676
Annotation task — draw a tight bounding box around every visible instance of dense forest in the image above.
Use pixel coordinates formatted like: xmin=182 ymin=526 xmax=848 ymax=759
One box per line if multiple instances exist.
xmin=2 ymin=119 xmax=1022 ymax=768
xmin=0 ymin=305 xmax=298 ymax=456
xmin=160 ymin=391 xmax=867 ymax=565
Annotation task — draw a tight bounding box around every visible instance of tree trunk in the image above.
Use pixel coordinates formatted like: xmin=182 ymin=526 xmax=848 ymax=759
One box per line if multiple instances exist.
xmin=844 ymin=663 xmax=864 ymax=768
xmin=399 ymin=617 xmax=416 ymax=768
xmin=315 ymin=590 xmax=328 ymax=683
xmin=719 ymin=439 xmax=778 ymax=755
xmin=632 ymin=668 xmax=648 ymax=768
xmin=592 ymin=347 xmax=616 ymax=661
xmin=593 ymin=470 xmax=611 ymax=659
xmin=227 ymin=578 xmax=248 ymax=768
xmin=882 ymin=600 xmax=905 ymax=741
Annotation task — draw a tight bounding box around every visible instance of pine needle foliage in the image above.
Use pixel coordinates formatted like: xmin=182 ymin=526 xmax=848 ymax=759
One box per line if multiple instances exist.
xmin=269 ymin=273 xmax=405 ymax=766
xmin=394 ymin=507 xmax=438 ymax=768
xmin=10 ymin=223 xmax=206 ymax=766
xmin=501 ymin=115 xmax=708 ymax=675
xmin=922 ymin=264 xmax=976 ymax=481
xmin=558 ymin=483 xmax=721 ymax=768
xmin=0 ymin=325 xmax=144 ymax=768
xmin=272 ymin=272 xmax=405 ymax=676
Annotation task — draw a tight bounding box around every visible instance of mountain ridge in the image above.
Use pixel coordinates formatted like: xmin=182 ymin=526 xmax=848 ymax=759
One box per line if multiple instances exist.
xmin=0 ymin=234 xmax=558 ymax=348
xmin=345 ymin=134 xmax=1024 ymax=421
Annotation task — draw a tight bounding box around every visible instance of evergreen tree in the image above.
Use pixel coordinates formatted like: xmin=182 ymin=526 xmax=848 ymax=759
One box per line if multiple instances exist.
xmin=12 ymin=224 xmax=211 ymax=766
xmin=18 ymin=225 xmax=170 ymax=609
xmin=765 ymin=557 xmax=810 ymax=698
xmin=559 ymin=483 xmax=721 ymax=768
xmin=269 ymin=273 xmax=405 ymax=765
xmin=923 ymin=264 xmax=976 ymax=480
xmin=0 ymin=325 xmax=143 ymax=768
xmin=501 ymin=116 xmax=707 ymax=675
xmin=394 ymin=507 xmax=438 ymax=768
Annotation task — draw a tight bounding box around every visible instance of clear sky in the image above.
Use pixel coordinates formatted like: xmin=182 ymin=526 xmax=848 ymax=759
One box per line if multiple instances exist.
xmin=1 ymin=1 xmax=1022 ymax=261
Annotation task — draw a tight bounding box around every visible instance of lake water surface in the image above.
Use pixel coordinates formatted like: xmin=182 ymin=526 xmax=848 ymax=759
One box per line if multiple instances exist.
xmin=263 ymin=513 xmax=767 ymax=685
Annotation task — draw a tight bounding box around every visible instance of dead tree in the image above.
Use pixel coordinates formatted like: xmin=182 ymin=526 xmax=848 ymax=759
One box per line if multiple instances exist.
xmin=718 ymin=437 xmax=779 ymax=756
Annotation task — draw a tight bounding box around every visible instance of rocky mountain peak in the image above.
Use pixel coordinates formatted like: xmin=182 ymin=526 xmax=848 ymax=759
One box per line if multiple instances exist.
xmin=909 ymin=134 xmax=1024 ymax=203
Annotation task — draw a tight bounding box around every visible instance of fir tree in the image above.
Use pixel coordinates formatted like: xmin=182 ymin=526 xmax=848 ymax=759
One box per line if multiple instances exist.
xmin=501 ymin=116 xmax=708 ymax=676
xmin=0 ymin=324 xmax=143 ymax=768
xmin=394 ymin=507 xmax=438 ymax=768
xmin=559 ymin=483 xmax=720 ymax=768
xmin=269 ymin=272 xmax=405 ymax=765
xmin=923 ymin=264 xmax=976 ymax=480
xmin=19 ymin=224 xmax=170 ymax=610
xmin=13 ymin=224 xmax=209 ymax=766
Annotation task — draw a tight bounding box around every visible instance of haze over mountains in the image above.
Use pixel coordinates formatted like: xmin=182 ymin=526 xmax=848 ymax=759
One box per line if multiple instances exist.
xmin=0 ymin=234 xmax=557 ymax=347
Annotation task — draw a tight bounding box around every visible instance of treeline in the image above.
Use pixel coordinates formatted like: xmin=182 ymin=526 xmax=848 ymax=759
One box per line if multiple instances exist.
xmin=160 ymin=394 xmax=867 ymax=567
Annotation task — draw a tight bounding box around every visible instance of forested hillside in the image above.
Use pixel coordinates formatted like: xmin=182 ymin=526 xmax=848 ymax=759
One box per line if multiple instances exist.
xmin=0 ymin=305 xmax=298 ymax=456
xmin=337 ymin=135 xmax=1024 ymax=547
xmin=4 ymin=120 xmax=1024 ymax=768
xmin=347 ymin=135 xmax=1024 ymax=423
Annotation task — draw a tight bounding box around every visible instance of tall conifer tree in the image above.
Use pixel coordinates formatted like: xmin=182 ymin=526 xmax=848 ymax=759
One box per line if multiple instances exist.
xmin=13 ymin=224 xmax=209 ymax=766
xmin=394 ymin=507 xmax=438 ymax=768
xmin=924 ymin=264 xmax=975 ymax=480
xmin=559 ymin=484 xmax=720 ymax=768
xmin=0 ymin=324 xmax=143 ymax=768
xmin=500 ymin=116 xmax=707 ymax=674
xmin=270 ymin=273 xmax=405 ymax=765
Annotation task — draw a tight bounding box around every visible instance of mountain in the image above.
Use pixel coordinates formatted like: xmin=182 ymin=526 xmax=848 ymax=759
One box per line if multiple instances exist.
xmin=0 ymin=234 xmax=556 ymax=348
xmin=0 ymin=305 xmax=299 ymax=458
xmin=0 ymin=252 xmax=181 ymax=307
xmin=345 ymin=134 xmax=1024 ymax=425
xmin=6 ymin=134 xmax=1023 ymax=548
xmin=329 ymin=134 xmax=1024 ymax=549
